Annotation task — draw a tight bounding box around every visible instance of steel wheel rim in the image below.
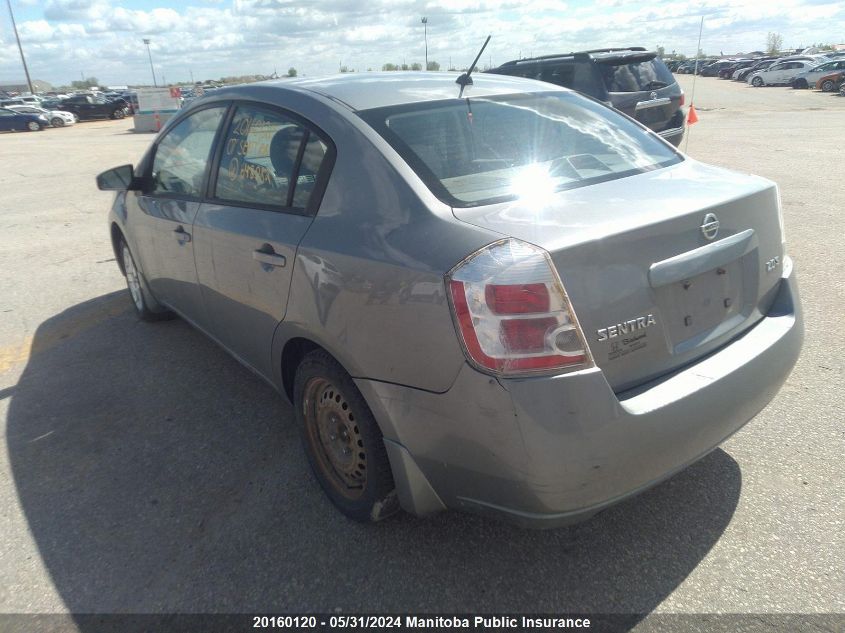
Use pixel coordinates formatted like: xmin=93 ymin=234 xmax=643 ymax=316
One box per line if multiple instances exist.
xmin=303 ymin=377 xmax=366 ymax=499
xmin=27 ymin=121 xmax=39 ymax=131
xmin=122 ymin=245 xmax=144 ymax=311
xmin=52 ymin=118 xmax=64 ymax=127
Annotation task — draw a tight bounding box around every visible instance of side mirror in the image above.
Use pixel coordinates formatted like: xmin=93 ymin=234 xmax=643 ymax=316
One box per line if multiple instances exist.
xmin=96 ymin=164 xmax=138 ymax=191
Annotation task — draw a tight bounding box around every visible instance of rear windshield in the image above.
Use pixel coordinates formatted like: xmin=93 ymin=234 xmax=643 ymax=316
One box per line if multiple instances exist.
xmin=597 ymin=57 xmax=676 ymax=92
xmin=359 ymin=91 xmax=681 ymax=208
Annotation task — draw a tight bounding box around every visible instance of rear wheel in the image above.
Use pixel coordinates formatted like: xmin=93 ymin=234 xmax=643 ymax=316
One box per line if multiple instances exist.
xmin=821 ymin=79 xmax=835 ymax=92
xmin=751 ymin=76 xmax=764 ymax=87
xmin=294 ymin=349 xmax=398 ymax=522
xmin=793 ymin=79 xmax=808 ymax=89
xmin=51 ymin=117 xmax=65 ymax=127
xmin=112 ymin=108 xmax=125 ymax=120
xmin=118 ymin=238 xmax=174 ymax=321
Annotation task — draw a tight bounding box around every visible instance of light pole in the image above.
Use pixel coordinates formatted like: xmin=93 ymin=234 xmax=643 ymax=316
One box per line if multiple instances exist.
xmin=142 ymin=38 xmax=157 ymax=87
xmin=421 ymin=17 xmax=428 ymax=70
xmin=6 ymin=0 xmax=34 ymax=95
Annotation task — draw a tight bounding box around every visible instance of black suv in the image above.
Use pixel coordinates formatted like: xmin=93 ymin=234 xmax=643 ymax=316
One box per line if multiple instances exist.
xmin=487 ymin=48 xmax=685 ymax=146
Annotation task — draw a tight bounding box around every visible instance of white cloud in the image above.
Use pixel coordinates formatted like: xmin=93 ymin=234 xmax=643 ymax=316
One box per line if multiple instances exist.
xmin=1 ymin=0 xmax=843 ymax=86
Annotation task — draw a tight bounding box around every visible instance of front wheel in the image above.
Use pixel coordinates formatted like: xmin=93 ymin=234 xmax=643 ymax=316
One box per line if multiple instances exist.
xmin=793 ymin=79 xmax=808 ymax=89
xmin=119 ymin=238 xmax=174 ymax=321
xmin=112 ymin=108 xmax=125 ymax=120
xmin=51 ymin=117 xmax=65 ymax=127
xmin=751 ymin=77 xmax=764 ymax=87
xmin=26 ymin=121 xmax=41 ymax=131
xmin=294 ymin=349 xmax=399 ymax=522
xmin=821 ymin=79 xmax=835 ymax=92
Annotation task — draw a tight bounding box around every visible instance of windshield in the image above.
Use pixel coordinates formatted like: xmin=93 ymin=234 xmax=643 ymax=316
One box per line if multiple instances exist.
xmin=359 ymin=91 xmax=681 ymax=207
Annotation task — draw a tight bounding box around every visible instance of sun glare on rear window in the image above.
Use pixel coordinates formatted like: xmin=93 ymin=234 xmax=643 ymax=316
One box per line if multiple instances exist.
xmin=359 ymin=92 xmax=682 ymax=207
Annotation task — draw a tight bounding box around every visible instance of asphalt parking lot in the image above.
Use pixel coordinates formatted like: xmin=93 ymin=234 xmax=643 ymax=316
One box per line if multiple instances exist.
xmin=0 ymin=77 xmax=843 ymax=627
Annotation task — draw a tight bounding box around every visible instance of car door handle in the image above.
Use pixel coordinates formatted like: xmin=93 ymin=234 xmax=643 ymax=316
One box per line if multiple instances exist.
xmin=253 ymin=249 xmax=286 ymax=267
xmin=173 ymin=226 xmax=191 ymax=244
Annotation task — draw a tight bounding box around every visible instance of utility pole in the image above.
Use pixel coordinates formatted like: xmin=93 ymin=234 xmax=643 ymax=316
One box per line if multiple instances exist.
xmin=6 ymin=0 xmax=34 ymax=94
xmin=143 ymin=38 xmax=157 ymax=87
xmin=190 ymin=69 xmax=194 ymax=84
xmin=421 ymin=17 xmax=428 ymax=70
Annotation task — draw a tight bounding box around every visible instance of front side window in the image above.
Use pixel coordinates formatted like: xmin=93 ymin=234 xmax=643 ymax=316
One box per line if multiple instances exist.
xmin=151 ymin=106 xmax=225 ymax=197
xmin=360 ymin=91 xmax=681 ymax=207
xmin=214 ymin=105 xmax=328 ymax=210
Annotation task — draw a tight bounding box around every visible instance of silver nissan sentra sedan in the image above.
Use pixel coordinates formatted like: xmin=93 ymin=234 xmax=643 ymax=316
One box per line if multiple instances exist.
xmin=97 ymin=72 xmax=803 ymax=527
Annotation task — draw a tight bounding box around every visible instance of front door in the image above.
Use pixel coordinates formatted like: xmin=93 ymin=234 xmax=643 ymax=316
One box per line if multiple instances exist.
xmin=193 ymin=102 xmax=332 ymax=378
xmin=130 ymin=105 xmax=227 ymax=328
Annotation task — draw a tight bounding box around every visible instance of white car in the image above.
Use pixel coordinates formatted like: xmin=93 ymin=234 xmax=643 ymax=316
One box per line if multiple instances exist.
xmin=747 ymin=60 xmax=815 ymax=86
xmin=5 ymin=104 xmax=76 ymax=127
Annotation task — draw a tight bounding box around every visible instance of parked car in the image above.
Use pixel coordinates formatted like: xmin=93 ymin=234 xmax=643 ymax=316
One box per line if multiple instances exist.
xmin=487 ymin=47 xmax=685 ymax=146
xmin=0 ymin=106 xmax=47 ymax=131
xmin=815 ymin=71 xmax=845 ymax=92
xmin=719 ymin=60 xmax=756 ymax=79
xmin=791 ymin=59 xmax=845 ymax=88
xmin=700 ymin=60 xmax=736 ymax=77
xmin=58 ymin=94 xmax=129 ymax=120
xmin=747 ymin=60 xmax=815 ymax=86
xmin=5 ymin=104 xmax=76 ymax=127
xmin=96 ymin=72 xmax=802 ymax=526
xmin=735 ymin=59 xmax=776 ymax=81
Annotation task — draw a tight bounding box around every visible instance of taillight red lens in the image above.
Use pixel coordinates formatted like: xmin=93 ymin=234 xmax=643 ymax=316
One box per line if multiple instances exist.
xmin=447 ymin=239 xmax=593 ymax=376
xmin=486 ymin=283 xmax=550 ymax=314
xmin=679 ymin=92 xmax=685 ymax=107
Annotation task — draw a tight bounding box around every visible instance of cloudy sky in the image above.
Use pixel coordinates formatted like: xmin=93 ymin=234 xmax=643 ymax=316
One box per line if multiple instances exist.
xmin=1 ymin=0 xmax=843 ymax=87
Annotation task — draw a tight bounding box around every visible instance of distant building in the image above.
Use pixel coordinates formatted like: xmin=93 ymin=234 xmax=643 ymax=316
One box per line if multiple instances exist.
xmin=0 ymin=79 xmax=53 ymax=95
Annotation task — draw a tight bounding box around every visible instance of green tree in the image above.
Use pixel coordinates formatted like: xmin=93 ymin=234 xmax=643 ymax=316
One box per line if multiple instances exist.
xmin=71 ymin=76 xmax=98 ymax=89
xmin=287 ymin=67 xmax=297 ymax=77
xmin=656 ymin=46 xmax=665 ymax=58
xmin=766 ymin=32 xmax=783 ymax=55
xmin=382 ymin=63 xmax=399 ymax=71
xmin=426 ymin=60 xmax=440 ymax=71
xmin=410 ymin=62 xmax=422 ymax=71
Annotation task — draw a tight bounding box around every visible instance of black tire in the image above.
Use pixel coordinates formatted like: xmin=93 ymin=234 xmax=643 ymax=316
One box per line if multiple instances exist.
xmin=794 ymin=79 xmax=808 ymax=89
xmin=118 ymin=238 xmax=174 ymax=321
xmin=751 ymin=76 xmax=764 ymax=87
xmin=51 ymin=117 xmax=65 ymax=127
xmin=294 ymin=349 xmax=399 ymax=522
xmin=112 ymin=108 xmax=125 ymax=120
xmin=821 ymin=79 xmax=835 ymax=92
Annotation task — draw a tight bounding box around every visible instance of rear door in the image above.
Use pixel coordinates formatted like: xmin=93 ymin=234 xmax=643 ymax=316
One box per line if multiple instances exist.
xmin=193 ymin=102 xmax=333 ymax=378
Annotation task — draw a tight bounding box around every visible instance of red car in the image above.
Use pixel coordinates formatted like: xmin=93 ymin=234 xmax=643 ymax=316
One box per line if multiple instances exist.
xmin=815 ymin=71 xmax=845 ymax=92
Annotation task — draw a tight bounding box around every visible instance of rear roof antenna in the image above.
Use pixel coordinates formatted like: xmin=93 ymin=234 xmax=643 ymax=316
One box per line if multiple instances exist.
xmin=456 ymin=35 xmax=491 ymax=98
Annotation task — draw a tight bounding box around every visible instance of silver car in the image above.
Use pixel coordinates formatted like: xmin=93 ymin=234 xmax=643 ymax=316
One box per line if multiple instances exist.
xmin=97 ymin=73 xmax=803 ymax=527
xmin=747 ymin=60 xmax=815 ymax=86
xmin=791 ymin=59 xmax=845 ymax=89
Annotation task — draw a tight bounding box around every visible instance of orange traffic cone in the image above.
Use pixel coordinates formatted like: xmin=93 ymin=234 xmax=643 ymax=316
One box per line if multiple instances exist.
xmin=687 ymin=104 xmax=699 ymax=125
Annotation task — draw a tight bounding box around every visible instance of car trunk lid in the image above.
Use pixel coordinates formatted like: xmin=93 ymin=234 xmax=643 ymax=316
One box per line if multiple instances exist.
xmin=451 ymin=160 xmax=786 ymax=391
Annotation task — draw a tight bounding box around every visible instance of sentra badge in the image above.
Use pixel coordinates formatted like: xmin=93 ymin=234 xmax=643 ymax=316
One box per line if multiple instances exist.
xmin=597 ymin=314 xmax=656 ymax=342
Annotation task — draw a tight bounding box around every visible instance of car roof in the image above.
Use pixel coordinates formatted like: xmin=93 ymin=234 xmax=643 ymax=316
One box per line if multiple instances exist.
xmin=213 ymin=71 xmax=566 ymax=112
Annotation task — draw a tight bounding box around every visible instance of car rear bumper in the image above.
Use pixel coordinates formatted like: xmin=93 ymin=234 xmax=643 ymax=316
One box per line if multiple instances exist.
xmin=359 ymin=260 xmax=802 ymax=528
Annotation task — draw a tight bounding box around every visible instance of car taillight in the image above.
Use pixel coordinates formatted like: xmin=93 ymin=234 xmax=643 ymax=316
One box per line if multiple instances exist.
xmin=447 ymin=238 xmax=594 ymax=376
xmin=679 ymin=92 xmax=685 ymax=107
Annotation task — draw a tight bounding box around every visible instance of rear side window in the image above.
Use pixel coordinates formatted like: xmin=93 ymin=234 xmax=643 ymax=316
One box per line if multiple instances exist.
xmin=598 ymin=58 xmax=676 ymax=92
xmin=214 ymin=105 xmax=328 ymax=210
xmin=360 ymin=91 xmax=681 ymax=207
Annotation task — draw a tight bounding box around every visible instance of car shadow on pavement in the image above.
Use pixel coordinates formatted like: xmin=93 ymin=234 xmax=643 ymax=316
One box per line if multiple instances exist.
xmin=7 ymin=292 xmax=742 ymax=619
